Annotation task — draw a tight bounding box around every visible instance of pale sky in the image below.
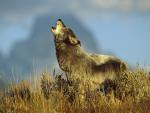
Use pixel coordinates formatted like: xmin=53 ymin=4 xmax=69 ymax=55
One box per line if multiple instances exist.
xmin=0 ymin=0 xmax=150 ymax=67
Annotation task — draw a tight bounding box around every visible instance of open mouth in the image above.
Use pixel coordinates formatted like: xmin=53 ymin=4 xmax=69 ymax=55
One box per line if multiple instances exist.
xmin=51 ymin=26 xmax=56 ymax=30
xmin=51 ymin=26 xmax=56 ymax=33
xmin=51 ymin=19 xmax=65 ymax=34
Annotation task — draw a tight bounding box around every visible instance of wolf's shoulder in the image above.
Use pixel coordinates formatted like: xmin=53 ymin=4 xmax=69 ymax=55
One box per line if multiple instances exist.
xmin=89 ymin=53 xmax=118 ymax=65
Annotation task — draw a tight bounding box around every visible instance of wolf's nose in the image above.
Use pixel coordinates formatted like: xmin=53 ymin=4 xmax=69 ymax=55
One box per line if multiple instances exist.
xmin=51 ymin=26 xmax=55 ymax=29
xmin=57 ymin=19 xmax=62 ymax=22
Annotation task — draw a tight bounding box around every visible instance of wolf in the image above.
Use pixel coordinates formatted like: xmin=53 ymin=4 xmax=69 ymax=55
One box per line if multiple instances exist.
xmin=51 ymin=19 xmax=126 ymax=86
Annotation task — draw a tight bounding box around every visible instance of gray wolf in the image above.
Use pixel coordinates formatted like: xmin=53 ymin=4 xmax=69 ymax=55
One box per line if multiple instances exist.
xmin=51 ymin=19 xmax=126 ymax=86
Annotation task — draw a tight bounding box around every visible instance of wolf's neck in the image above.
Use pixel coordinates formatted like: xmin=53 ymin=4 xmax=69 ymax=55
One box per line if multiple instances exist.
xmin=55 ymin=42 xmax=85 ymax=71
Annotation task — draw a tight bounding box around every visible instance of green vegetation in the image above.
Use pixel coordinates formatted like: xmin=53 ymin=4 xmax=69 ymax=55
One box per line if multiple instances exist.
xmin=0 ymin=68 xmax=150 ymax=113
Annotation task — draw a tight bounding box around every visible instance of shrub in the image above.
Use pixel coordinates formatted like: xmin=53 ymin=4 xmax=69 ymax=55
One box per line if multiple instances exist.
xmin=114 ymin=70 xmax=150 ymax=101
xmin=5 ymin=80 xmax=31 ymax=100
xmin=40 ymin=73 xmax=53 ymax=99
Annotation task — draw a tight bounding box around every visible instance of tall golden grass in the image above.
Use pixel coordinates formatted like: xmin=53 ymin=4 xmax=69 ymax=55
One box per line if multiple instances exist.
xmin=0 ymin=68 xmax=150 ymax=113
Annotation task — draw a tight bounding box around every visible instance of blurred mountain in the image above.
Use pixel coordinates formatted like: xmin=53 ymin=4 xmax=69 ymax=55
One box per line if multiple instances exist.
xmin=0 ymin=53 xmax=7 ymax=76
xmin=0 ymin=14 xmax=100 ymax=80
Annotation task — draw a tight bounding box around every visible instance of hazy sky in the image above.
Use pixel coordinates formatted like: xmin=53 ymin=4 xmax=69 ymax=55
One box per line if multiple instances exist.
xmin=0 ymin=0 xmax=150 ymax=67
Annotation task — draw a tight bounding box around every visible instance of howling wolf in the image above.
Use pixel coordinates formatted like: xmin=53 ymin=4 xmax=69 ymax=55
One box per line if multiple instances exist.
xmin=51 ymin=19 xmax=126 ymax=84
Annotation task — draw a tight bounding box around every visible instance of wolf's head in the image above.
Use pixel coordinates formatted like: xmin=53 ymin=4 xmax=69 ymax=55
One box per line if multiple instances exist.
xmin=51 ymin=19 xmax=80 ymax=46
xmin=51 ymin=19 xmax=65 ymax=36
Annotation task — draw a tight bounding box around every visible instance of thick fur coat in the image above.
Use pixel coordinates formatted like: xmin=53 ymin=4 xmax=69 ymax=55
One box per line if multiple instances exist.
xmin=51 ymin=19 xmax=126 ymax=85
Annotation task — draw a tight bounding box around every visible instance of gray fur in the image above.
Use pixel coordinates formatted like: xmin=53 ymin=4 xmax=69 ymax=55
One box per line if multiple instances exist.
xmin=51 ymin=19 xmax=126 ymax=84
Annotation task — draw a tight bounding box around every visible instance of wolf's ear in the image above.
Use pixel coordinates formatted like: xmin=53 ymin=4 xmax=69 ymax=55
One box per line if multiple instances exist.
xmin=67 ymin=36 xmax=81 ymax=46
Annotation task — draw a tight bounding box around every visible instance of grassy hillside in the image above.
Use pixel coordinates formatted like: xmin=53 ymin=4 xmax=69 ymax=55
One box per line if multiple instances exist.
xmin=0 ymin=68 xmax=150 ymax=113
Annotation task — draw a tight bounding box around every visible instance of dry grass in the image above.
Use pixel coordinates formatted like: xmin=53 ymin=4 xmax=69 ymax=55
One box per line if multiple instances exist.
xmin=0 ymin=68 xmax=150 ymax=113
